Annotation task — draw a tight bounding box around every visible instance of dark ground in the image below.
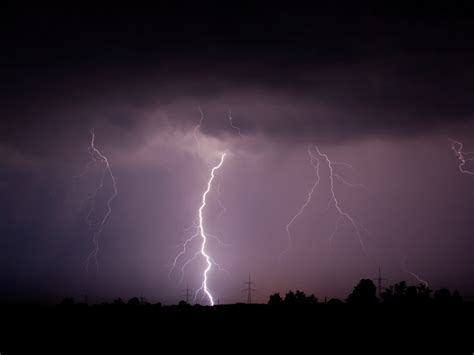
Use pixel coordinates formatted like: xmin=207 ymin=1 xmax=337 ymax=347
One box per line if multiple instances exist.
xmin=1 ymin=302 xmax=473 ymax=354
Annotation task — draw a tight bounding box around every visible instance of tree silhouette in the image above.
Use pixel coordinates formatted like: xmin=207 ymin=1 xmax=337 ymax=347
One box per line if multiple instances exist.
xmin=394 ymin=281 xmax=408 ymax=301
xmin=327 ymin=298 xmax=343 ymax=306
xmin=113 ymin=298 xmax=125 ymax=307
xmin=127 ymin=297 xmax=140 ymax=306
xmin=268 ymin=293 xmax=283 ymax=306
xmin=347 ymin=279 xmax=378 ymax=305
xmin=270 ymin=290 xmax=319 ymax=306
xmin=380 ymin=282 xmax=464 ymax=306
xmin=452 ymin=290 xmax=463 ymax=304
xmin=416 ymin=283 xmax=432 ymax=303
xmin=434 ymin=288 xmax=452 ymax=305
xmin=284 ymin=290 xmax=296 ymax=305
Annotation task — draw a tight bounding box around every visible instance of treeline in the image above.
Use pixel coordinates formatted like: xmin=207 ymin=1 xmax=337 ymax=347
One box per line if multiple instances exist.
xmin=55 ymin=278 xmax=466 ymax=308
xmin=268 ymin=279 xmax=464 ymax=306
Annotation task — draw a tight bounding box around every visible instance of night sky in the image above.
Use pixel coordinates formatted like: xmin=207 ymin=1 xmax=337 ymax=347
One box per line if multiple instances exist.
xmin=1 ymin=2 xmax=474 ymax=305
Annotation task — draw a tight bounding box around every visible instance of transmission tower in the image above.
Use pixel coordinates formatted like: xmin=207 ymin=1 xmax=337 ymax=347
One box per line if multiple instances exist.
xmin=242 ymin=274 xmax=256 ymax=304
xmin=373 ymin=267 xmax=387 ymax=299
xmin=183 ymin=284 xmax=192 ymax=304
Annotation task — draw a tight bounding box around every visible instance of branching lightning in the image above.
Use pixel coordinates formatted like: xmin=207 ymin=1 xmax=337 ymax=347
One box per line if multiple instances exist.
xmin=195 ymin=152 xmax=226 ymax=305
xmin=333 ymin=173 xmax=368 ymax=191
xmin=194 ymin=106 xmax=205 ymax=149
xmin=395 ymin=139 xmax=473 ymax=288
xmin=314 ymin=146 xmax=368 ymax=256
xmin=79 ymin=132 xmax=118 ymax=273
xmin=168 ymin=219 xmax=200 ymax=281
xmin=284 ymin=145 xmax=368 ymax=257
xmin=451 ymin=139 xmax=474 ymax=175
xmin=228 ymin=109 xmax=244 ymax=139
xmin=283 ymin=146 xmax=321 ymax=253
xmin=169 ymin=153 xmax=227 ymax=306
xmin=401 ymin=257 xmax=429 ymax=287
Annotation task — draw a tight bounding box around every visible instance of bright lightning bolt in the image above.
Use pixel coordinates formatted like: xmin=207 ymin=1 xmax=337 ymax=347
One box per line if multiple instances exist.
xmin=194 ymin=152 xmax=226 ymax=305
xmin=451 ymin=139 xmax=474 ymax=175
xmin=170 ymin=153 xmax=227 ymax=306
xmin=80 ymin=132 xmax=118 ymax=273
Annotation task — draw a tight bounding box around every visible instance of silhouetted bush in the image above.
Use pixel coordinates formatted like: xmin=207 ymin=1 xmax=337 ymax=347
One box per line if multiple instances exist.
xmin=113 ymin=298 xmax=125 ymax=306
xmin=327 ymin=298 xmax=343 ymax=306
xmin=127 ymin=297 xmax=140 ymax=306
xmin=347 ymin=279 xmax=378 ymax=305
xmin=381 ymin=281 xmax=463 ymax=306
xmin=268 ymin=290 xmax=318 ymax=305
xmin=268 ymin=292 xmax=283 ymax=306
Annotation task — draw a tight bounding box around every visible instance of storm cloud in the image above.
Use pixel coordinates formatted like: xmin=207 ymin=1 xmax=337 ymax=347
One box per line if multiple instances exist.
xmin=2 ymin=4 xmax=474 ymax=157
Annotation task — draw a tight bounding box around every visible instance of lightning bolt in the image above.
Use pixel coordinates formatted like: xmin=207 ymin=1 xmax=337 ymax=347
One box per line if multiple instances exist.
xmin=283 ymin=146 xmax=321 ymax=254
xmin=395 ymin=138 xmax=473 ymax=288
xmin=283 ymin=145 xmax=368 ymax=258
xmin=194 ymin=152 xmax=227 ymax=305
xmin=401 ymin=257 xmax=429 ymax=287
xmin=394 ymin=138 xmax=471 ymax=288
xmin=79 ymin=132 xmax=118 ymax=273
xmin=194 ymin=106 xmax=205 ymax=149
xmin=451 ymin=139 xmax=474 ymax=175
xmin=169 ymin=153 xmax=227 ymax=306
xmin=168 ymin=219 xmax=200 ymax=282
xmin=313 ymin=146 xmax=368 ymax=256
xmin=228 ymin=109 xmax=243 ymax=139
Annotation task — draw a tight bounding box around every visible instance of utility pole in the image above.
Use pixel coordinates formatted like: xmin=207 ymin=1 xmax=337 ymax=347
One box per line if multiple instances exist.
xmin=242 ymin=274 xmax=256 ymax=304
xmin=183 ymin=284 xmax=192 ymax=304
xmin=373 ymin=267 xmax=387 ymax=299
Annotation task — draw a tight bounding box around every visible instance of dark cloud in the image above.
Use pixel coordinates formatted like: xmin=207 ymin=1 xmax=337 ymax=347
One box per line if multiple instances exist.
xmin=2 ymin=3 xmax=474 ymax=158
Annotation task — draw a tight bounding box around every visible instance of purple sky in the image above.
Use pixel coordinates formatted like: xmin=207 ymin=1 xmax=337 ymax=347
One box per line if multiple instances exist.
xmin=1 ymin=4 xmax=474 ymax=304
